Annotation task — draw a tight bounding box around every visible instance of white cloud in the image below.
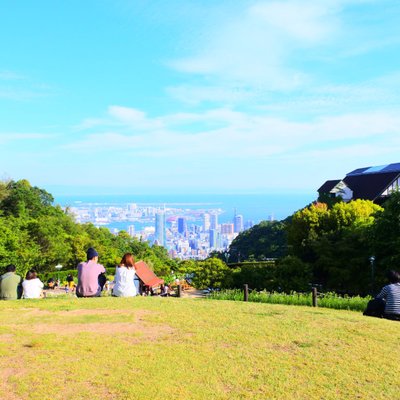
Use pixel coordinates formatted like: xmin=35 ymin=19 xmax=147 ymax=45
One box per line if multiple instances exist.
xmin=249 ymin=1 xmax=338 ymax=44
xmin=32 ymin=102 xmax=400 ymax=191
xmin=167 ymin=1 xmax=343 ymax=89
xmin=166 ymin=85 xmax=253 ymax=106
xmin=69 ymin=106 xmax=400 ymax=165
xmin=165 ymin=0 xmax=396 ymax=109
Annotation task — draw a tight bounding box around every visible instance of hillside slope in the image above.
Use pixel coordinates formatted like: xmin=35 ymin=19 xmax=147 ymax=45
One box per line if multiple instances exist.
xmin=0 ymin=297 xmax=398 ymax=400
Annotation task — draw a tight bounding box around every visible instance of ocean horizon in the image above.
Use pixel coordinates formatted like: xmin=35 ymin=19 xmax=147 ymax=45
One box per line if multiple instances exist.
xmin=55 ymin=193 xmax=316 ymax=227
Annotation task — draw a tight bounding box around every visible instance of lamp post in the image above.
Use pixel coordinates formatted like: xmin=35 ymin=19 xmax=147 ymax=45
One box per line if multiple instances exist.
xmin=369 ymin=256 xmax=375 ymax=294
xmin=224 ymin=251 xmax=230 ymax=264
xmin=55 ymin=264 xmax=63 ymax=284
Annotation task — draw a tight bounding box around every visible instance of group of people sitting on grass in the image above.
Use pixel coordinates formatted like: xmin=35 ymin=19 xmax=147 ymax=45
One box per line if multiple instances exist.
xmin=0 ymin=247 xmax=169 ymax=300
xmin=0 ymin=265 xmax=44 ymax=300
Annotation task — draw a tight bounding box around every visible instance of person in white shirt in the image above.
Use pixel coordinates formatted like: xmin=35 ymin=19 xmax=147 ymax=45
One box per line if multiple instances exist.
xmin=112 ymin=253 xmax=137 ymax=297
xmin=22 ymin=269 xmax=44 ymax=299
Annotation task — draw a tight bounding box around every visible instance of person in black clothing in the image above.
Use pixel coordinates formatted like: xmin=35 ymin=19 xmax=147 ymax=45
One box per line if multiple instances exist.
xmin=98 ymin=272 xmax=107 ymax=292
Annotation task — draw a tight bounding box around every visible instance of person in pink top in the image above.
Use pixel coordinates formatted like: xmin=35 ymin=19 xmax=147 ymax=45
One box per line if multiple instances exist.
xmin=76 ymin=247 xmax=106 ymax=298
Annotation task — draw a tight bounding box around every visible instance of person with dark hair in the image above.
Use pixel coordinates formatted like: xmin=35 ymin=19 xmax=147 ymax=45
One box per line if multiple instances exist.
xmin=375 ymin=270 xmax=400 ymax=321
xmin=22 ymin=269 xmax=44 ymax=299
xmin=66 ymin=274 xmax=75 ymax=293
xmin=47 ymin=277 xmax=56 ymax=289
xmin=0 ymin=265 xmax=22 ymax=300
xmin=76 ymin=247 xmax=105 ymax=298
xmin=112 ymin=253 xmax=137 ymax=297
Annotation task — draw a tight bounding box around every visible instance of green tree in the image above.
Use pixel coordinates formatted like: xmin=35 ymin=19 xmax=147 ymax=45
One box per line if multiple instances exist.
xmin=0 ymin=179 xmax=54 ymax=218
xmin=287 ymin=202 xmax=329 ymax=262
xmin=275 ymin=256 xmax=312 ymax=292
xmin=191 ymin=258 xmax=232 ymax=289
xmin=288 ymin=200 xmax=381 ymax=294
xmin=231 ymin=262 xmax=277 ymax=290
xmin=373 ymin=191 xmax=400 ymax=285
xmin=229 ymin=220 xmax=288 ymax=262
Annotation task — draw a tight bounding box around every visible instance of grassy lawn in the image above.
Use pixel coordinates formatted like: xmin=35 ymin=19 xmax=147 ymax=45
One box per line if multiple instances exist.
xmin=0 ymin=297 xmax=399 ymax=400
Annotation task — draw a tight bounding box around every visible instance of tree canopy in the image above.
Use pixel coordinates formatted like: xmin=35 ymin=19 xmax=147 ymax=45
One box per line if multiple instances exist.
xmin=0 ymin=179 xmax=178 ymax=278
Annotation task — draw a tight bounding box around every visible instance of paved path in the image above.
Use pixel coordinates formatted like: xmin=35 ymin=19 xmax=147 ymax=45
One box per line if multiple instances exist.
xmin=181 ymin=288 xmax=205 ymax=298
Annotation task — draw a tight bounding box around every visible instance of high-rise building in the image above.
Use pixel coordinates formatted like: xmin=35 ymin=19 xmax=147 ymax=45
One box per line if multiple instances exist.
xmin=234 ymin=214 xmax=244 ymax=233
xmin=177 ymin=217 xmax=187 ymax=234
xmin=203 ymin=213 xmax=210 ymax=232
xmin=128 ymin=203 xmax=137 ymax=212
xmin=128 ymin=225 xmax=135 ymax=237
xmin=155 ymin=211 xmax=166 ymax=247
xmin=244 ymin=220 xmax=254 ymax=230
xmin=210 ymin=213 xmax=218 ymax=230
xmin=221 ymin=223 xmax=234 ymax=235
xmin=189 ymin=239 xmax=198 ymax=250
xmin=209 ymin=229 xmax=217 ymax=248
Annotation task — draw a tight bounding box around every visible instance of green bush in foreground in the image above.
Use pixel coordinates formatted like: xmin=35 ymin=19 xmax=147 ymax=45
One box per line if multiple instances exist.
xmin=207 ymin=289 xmax=371 ymax=312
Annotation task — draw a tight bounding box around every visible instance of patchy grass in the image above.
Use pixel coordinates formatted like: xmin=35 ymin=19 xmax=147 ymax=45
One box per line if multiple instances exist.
xmin=0 ymin=297 xmax=399 ymax=400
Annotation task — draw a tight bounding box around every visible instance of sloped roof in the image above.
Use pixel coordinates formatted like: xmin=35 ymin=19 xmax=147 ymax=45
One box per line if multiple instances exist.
xmin=347 ymin=162 xmax=400 ymax=176
xmin=343 ymin=171 xmax=399 ymax=200
xmin=318 ymin=180 xmax=341 ymax=193
xmin=134 ymin=261 xmax=164 ymax=287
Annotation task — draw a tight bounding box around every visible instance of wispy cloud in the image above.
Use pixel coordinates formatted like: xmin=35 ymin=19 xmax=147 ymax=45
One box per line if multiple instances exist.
xmin=68 ymin=105 xmax=400 ymax=161
xmin=0 ymin=133 xmax=54 ymax=144
xmin=0 ymin=71 xmax=25 ymax=80
xmin=0 ymin=70 xmax=54 ymax=101
xmin=57 ymin=103 xmax=400 ymax=190
xmin=167 ymin=1 xmax=342 ymax=89
xmin=166 ymin=0 xmax=397 ymax=109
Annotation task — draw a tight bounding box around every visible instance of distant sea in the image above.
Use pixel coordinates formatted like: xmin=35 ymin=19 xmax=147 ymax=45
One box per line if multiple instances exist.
xmin=55 ymin=193 xmax=316 ymax=231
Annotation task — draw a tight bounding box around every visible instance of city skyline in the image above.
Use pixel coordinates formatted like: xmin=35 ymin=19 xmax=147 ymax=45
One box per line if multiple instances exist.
xmin=1 ymin=1 xmax=400 ymax=194
xmin=66 ymin=199 xmax=253 ymax=259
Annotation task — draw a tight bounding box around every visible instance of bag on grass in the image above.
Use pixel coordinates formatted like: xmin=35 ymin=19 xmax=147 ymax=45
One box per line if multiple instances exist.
xmin=363 ymin=298 xmax=385 ymax=318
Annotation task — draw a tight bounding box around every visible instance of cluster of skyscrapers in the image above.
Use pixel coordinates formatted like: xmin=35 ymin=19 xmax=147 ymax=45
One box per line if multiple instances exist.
xmin=67 ymin=201 xmax=255 ymax=259
xmin=152 ymin=209 xmax=252 ymax=259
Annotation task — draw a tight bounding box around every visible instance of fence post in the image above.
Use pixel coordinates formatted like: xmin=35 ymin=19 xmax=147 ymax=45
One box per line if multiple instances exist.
xmin=177 ymin=284 xmax=181 ymax=298
xmin=244 ymin=284 xmax=249 ymax=302
xmin=312 ymin=287 xmax=318 ymax=307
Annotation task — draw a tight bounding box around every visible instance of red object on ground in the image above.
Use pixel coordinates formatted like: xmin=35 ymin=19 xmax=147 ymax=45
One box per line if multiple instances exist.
xmin=134 ymin=261 xmax=164 ymax=288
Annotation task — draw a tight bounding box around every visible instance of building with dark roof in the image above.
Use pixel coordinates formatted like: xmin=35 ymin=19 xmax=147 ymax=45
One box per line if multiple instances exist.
xmin=318 ymin=163 xmax=400 ymax=203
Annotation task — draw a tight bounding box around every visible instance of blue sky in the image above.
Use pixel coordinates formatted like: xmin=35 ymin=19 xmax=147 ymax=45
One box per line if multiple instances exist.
xmin=1 ymin=0 xmax=400 ymax=195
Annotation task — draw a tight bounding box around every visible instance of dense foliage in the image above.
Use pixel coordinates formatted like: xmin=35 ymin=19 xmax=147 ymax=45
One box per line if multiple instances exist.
xmin=3 ymin=179 xmax=400 ymax=296
xmin=228 ymin=220 xmax=288 ymax=261
xmin=224 ymin=196 xmax=400 ymax=295
xmin=0 ymin=180 xmax=178 ymax=278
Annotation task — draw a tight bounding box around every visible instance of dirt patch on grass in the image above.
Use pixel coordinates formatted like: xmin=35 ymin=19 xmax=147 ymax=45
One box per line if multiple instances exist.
xmin=29 ymin=309 xmax=174 ymax=343
xmin=16 ymin=308 xmax=53 ymax=316
xmin=54 ymin=308 xmax=135 ymax=316
xmin=32 ymin=321 xmax=173 ymax=337
xmin=7 ymin=309 xmax=170 ymax=342
xmin=0 ymin=361 xmax=28 ymax=400
xmin=0 ymin=334 xmax=14 ymax=343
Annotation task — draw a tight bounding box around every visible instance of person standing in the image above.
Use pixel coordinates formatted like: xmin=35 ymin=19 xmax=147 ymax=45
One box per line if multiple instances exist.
xmin=112 ymin=253 xmax=137 ymax=297
xmin=76 ymin=248 xmax=105 ymax=298
xmin=22 ymin=269 xmax=44 ymax=299
xmin=0 ymin=264 xmax=22 ymax=300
